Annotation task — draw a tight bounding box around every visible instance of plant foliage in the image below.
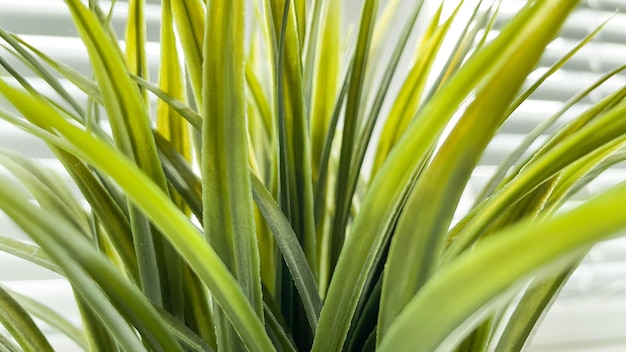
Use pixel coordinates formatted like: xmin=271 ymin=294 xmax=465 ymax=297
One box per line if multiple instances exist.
xmin=0 ymin=0 xmax=625 ymax=351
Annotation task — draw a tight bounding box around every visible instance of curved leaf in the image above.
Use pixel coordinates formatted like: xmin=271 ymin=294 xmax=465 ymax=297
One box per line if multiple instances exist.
xmin=0 ymin=28 xmax=87 ymax=118
xmin=313 ymin=2 xmax=581 ymax=350
xmin=202 ymin=1 xmax=264 ymax=349
xmin=154 ymin=305 xmax=214 ymax=352
xmin=0 ymin=79 xmax=274 ymax=352
xmin=65 ymin=0 xmax=170 ymax=304
xmin=0 ymin=332 xmax=20 ymax=352
xmin=328 ymin=0 xmax=379 ymax=271
xmin=0 ymin=178 xmax=182 ymax=352
xmin=378 ymin=0 xmax=575 ymax=338
xmin=251 ymin=173 xmax=322 ymax=331
xmin=7 ymin=289 xmax=88 ymax=350
xmin=0 ymin=285 xmax=53 ymax=352
xmin=448 ymin=92 xmax=626 ymax=259
xmin=478 ymin=28 xmax=622 ymax=201
xmin=378 ymin=179 xmax=626 ymax=352
xmin=156 ymin=132 xmax=322 ymax=333
xmin=133 ymin=75 xmax=202 ymax=131
xmin=170 ymin=0 xmax=205 ymax=106
xmin=0 ymin=236 xmax=61 ymax=274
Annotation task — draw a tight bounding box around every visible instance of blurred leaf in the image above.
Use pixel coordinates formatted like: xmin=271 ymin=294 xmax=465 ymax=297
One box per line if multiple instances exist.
xmin=491 ymin=143 xmax=626 ymax=352
xmin=1 ymin=1 xmax=625 ymax=351
xmin=264 ymin=301 xmax=298 ymax=352
xmin=154 ymin=0 xmax=189 ymax=322
xmin=425 ymin=0 xmax=490 ymax=99
xmin=354 ymin=0 xmax=426 ymax=182
xmin=0 ymin=176 xmax=183 ymax=352
xmin=75 ymin=294 xmax=121 ymax=352
xmin=154 ymin=132 xmax=203 ymax=220
xmin=154 ymin=305 xmax=214 ymax=352
xmin=0 ymin=285 xmax=53 ymax=352
xmin=0 ymin=333 xmax=20 ymax=352
xmin=0 ymin=79 xmax=274 ymax=352
xmin=9 ymin=34 xmax=102 ymax=103
xmin=370 ymin=1 xmax=450 ymax=177
xmin=0 ymin=29 xmax=87 ymax=118
xmin=0 ymin=236 xmax=61 ymax=274
xmin=492 ymin=269 xmax=574 ymax=352
xmin=170 ymin=0 xmax=205 ymax=106
xmin=125 ymin=0 xmax=149 ymax=103
xmin=0 ymin=150 xmax=90 ymax=233
xmin=378 ymin=0 xmax=573 ymax=339
xmin=65 ymin=0 xmax=170 ymax=304
xmin=309 ymin=0 xmax=341 ymax=183
xmin=548 ymin=143 xmax=626 ymax=211
xmin=314 ymin=1 xmax=580 ymax=351
xmin=478 ymin=21 xmax=618 ymax=200
xmin=7 ymin=289 xmax=88 ymax=350
xmin=449 ymin=89 xmax=626 ymax=259
xmin=378 ymin=179 xmax=626 ymax=352
xmin=313 ymin=1 xmax=580 ymax=350
xmin=270 ymin=0 xmax=318 ymax=275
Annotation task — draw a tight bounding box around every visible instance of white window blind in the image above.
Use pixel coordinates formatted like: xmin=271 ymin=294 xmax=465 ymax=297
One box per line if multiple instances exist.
xmin=0 ymin=0 xmax=625 ymax=351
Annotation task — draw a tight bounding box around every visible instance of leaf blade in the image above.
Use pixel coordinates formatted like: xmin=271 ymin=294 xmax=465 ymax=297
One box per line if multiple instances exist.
xmin=0 ymin=285 xmax=54 ymax=352
xmin=0 ymin=79 xmax=274 ymax=352
xmin=378 ymin=180 xmax=626 ymax=352
xmin=202 ymin=1 xmax=264 ymax=349
xmin=378 ymin=0 xmax=577 ymax=339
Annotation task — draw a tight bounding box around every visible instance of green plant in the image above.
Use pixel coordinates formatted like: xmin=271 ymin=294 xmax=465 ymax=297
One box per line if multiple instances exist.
xmin=0 ymin=0 xmax=625 ymax=351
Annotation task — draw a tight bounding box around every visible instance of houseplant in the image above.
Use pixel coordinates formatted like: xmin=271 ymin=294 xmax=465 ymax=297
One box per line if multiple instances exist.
xmin=0 ymin=0 xmax=625 ymax=351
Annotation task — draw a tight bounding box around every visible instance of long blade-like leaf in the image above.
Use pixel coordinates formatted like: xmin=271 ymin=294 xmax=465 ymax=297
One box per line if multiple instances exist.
xmin=478 ymin=22 xmax=618 ymax=200
xmin=133 ymin=75 xmax=202 ymax=131
xmin=170 ymin=0 xmax=205 ymax=106
xmin=0 ymin=28 xmax=86 ymax=118
xmin=309 ymin=0 xmax=341 ymax=184
xmin=251 ymin=174 xmax=322 ymax=331
xmin=378 ymin=180 xmax=626 ymax=352
xmin=270 ymin=0 xmax=318 ymax=273
xmin=7 ymin=290 xmax=88 ymax=350
xmin=156 ymin=131 xmax=322 ymax=333
xmin=202 ymin=1 xmax=263 ymax=349
xmin=0 ymin=285 xmax=53 ymax=352
xmin=64 ymin=0 xmax=170 ymax=304
xmin=125 ymin=0 xmax=149 ymax=103
xmin=0 ymin=150 xmax=90 ymax=234
xmin=0 ymin=236 xmax=61 ymax=274
xmin=328 ymin=0 xmax=379 ymax=271
xmin=0 ymin=177 xmax=183 ymax=352
xmin=449 ymin=96 xmax=626 ymax=259
xmin=155 ymin=0 xmax=189 ymax=322
xmin=378 ymin=0 xmax=575 ymax=339
xmin=355 ymin=0 xmax=426 ymax=181
xmin=154 ymin=305 xmax=214 ymax=352
xmin=313 ymin=2 xmax=582 ymax=350
xmin=370 ymin=1 xmax=448 ymax=177
xmin=0 ymin=332 xmax=20 ymax=352
xmin=492 ymin=268 xmax=574 ymax=352
xmin=0 ymin=80 xmax=274 ymax=352
xmin=10 ymin=34 xmax=102 ymax=103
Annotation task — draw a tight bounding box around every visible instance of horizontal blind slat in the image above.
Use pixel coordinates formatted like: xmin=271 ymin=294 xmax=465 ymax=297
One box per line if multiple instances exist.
xmin=0 ymin=35 xmax=162 ymax=78
xmin=0 ymin=0 xmax=162 ymax=41
xmin=0 ymin=123 xmax=54 ymax=158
